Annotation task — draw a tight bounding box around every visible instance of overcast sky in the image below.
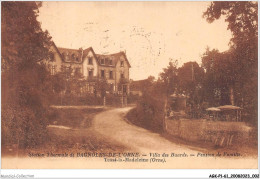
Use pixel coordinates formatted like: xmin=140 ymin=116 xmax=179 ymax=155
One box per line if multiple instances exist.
xmin=38 ymin=1 xmax=232 ymax=80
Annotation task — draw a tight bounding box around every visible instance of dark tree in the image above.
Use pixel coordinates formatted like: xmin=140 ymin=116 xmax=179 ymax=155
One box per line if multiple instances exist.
xmin=178 ymin=62 xmax=204 ymax=99
xmin=2 ymin=2 xmax=52 ymax=148
xmin=203 ymin=1 xmax=257 ymax=46
xmin=203 ymin=2 xmax=258 ymax=124
xmin=160 ymin=60 xmax=179 ymax=96
xmin=177 ymin=62 xmax=205 ymax=118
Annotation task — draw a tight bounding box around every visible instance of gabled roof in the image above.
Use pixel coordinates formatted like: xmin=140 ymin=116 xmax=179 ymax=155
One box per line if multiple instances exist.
xmin=96 ymin=51 xmax=131 ymax=68
xmin=58 ymin=47 xmax=82 ymax=63
xmin=51 ymin=42 xmax=98 ymax=64
xmin=51 ymin=42 xmax=130 ymax=67
xmin=51 ymin=42 xmax=63 ymax=61
xmin=58 ymin=47 xmax=79 ymax=55
xmin=83 ymin=47 xmax=100 ymax=65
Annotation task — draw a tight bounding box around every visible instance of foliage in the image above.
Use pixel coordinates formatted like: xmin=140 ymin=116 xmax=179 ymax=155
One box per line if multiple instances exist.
xmin=201 ymin=48 xmax=235 ymax=106
xmin=94 ymin=78 xmax=108 ymax=98
xmin=49 ymin=64 xmax=113 ymax=105
xmin=203 ymin=1 xmax=258 ymax=124
xmin=177 ymin=62 xmax=205 ymax=106
xmin=159 ymin=60 xmax=178 ymax=96
xmin=2 ymin=2 xmax=52 ymax=71
xmin=128 ymin=75 xmax=167 ymax=132
xmin=2 ymin=2 xmax=52 ymax=148
xmin=203 ymin=1 xmax=258 ymax=47
xmin=127 ymin=92 xmax=165 ymax=133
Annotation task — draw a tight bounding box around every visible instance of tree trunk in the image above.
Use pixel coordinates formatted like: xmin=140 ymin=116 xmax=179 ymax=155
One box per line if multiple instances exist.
xmin=103 ymin=96 xmax=106 ymax=106
xmin=163 ymin=96 xmax=167 ymax=132
xmin=230 ymin=87 xmax=234 ymax=105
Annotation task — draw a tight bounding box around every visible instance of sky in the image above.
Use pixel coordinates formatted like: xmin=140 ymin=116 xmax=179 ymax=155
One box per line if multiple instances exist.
xmin=38 ymin=1 xmax=232 ymax=80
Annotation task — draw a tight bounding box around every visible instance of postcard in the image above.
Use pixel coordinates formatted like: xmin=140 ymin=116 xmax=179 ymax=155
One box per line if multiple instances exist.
xmin=1 ymin=1 xmax=258 ymax=172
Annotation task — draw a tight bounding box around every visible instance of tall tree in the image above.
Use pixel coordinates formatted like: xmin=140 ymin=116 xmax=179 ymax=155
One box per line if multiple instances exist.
xmin=2 ymin=2 xmax=51 ymax=70
xmin=177 ymin=62 xmax=204 ymax=100
xmin=203 ymin=1 xmax=258 ymax=124
xmin=201 ymin=48 xmax=236 ymax=106
xmin=160 ymin=60 xmax=179 ymax=96
xmin=2 ymin=2 xmax=52 ymax=148
xmin=203 ymin=2 xmax=257 ymax=46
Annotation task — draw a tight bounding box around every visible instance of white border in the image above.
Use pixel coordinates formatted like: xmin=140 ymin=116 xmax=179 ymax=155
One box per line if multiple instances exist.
xmin=0 ymin=0 xmax=259 ymax=178
xmin=0 ymin=169 xmax=259 ymax=178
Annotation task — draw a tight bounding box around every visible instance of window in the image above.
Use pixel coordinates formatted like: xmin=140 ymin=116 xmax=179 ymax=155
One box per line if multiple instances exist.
xmin=101 ymin=59 xmax=105 ymax=65
xmin=51 ymin=65 xmax=56 ymax=75
xmin=120 ymin=61 xmax=124 ymax=67
xmin=75 ymin=67 xmax=81 ymax=75
xmin=63 ymin=53 xmax=69 ymax=61
xmin=121 ymin=73 xmax=124 ymax=79
xmin=109 ymin=60 xmax=113 ymax=66
xmin=88 ymin=57 xmax=93 ymax=64
xmin=71 ymin=54 xmax=75 ymax=60
xmin=109 ymin=71 xmax=113 ymax=79
xmin=88 ymin=70 xmax=93 ymax=77
xmin=50 ymin=52 xmax=55 ymax=61
xmin=101 ymin=70 xmax=105 ymax=78
xmin=64 ymin=66 xmax=72 ymax=78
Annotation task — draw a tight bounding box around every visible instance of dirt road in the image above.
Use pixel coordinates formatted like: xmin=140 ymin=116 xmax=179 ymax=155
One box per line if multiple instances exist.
xmin=93 ymin=107 xmax=196 ymax=153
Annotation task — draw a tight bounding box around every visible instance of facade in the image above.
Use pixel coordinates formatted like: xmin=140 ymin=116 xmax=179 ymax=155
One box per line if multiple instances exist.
xmin=44 ymin=42 xmax=131 ymax=94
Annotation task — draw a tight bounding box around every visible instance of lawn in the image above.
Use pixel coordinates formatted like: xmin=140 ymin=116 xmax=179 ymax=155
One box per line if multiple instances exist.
xmin=48 ymin=107 xmax=103 ymax=128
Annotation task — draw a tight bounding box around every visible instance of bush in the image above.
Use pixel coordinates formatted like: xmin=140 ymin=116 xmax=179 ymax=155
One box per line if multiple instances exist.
xmin=127 ymin=93 xmax=140 ymax=104
xmin=127 ymin=94 xmax=165 ymax=133
xmin=2 ymin=105 xmax=49 ymax=149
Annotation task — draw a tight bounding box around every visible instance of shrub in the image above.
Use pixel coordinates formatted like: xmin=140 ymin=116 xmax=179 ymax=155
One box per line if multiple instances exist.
xmin=127 ymin=94 xmax=165 ymax=133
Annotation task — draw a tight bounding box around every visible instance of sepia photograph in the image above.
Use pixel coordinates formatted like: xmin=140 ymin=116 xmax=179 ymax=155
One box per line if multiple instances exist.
xmin=1 ymin=0 xmax=258 ymax=173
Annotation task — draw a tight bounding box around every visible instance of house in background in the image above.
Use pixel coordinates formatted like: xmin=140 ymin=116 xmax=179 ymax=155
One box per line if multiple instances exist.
xmin=129 ymin=79 xmax=147 ymax=96
xmin=44 ymin=42 xmax=131 ymax=94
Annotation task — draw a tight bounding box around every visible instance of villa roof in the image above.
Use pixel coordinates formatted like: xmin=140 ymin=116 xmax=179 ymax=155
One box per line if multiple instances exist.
xmin=51 ymin=42 xmax=130 ymax=67
xmin=96 ymin=51 xmax=131 ymax=68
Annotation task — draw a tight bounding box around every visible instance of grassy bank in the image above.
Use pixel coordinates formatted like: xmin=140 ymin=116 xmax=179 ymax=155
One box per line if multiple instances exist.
xmin=125 ymin=97 xmax=164 ymax=133
xmin=2 ymin=107 xmax=128 ymax=156
xmin=48 ymin=107 xmax=103 ymax=128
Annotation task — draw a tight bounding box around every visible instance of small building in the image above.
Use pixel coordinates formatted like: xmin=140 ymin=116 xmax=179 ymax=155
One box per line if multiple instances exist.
xmin=129 ymin=79 xmax=151 ymax=96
